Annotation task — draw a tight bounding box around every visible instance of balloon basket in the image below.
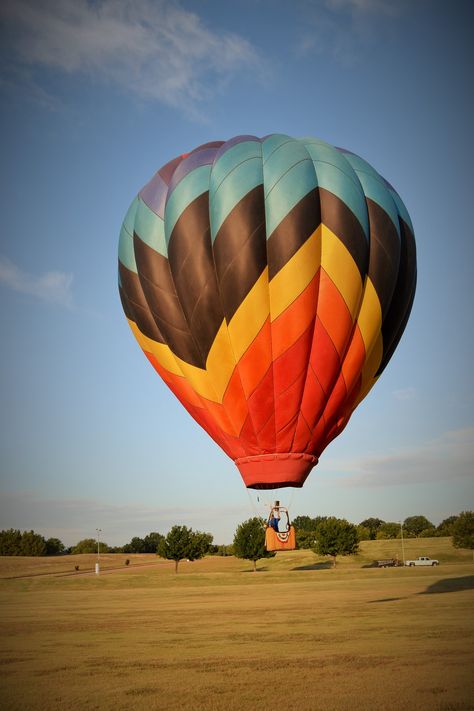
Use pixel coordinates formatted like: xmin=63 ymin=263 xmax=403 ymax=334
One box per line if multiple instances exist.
xmin=265 ymin=525 xmax=296 ymax=552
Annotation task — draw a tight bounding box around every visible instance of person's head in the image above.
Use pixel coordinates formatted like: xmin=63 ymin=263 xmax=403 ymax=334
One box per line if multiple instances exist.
xmin=275 ymin=500 xmax=280 ymax=507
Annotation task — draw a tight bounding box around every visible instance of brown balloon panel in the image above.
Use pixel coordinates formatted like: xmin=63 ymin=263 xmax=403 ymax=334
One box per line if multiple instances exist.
xmin=118 ymin=135 xmax=416 ymax=489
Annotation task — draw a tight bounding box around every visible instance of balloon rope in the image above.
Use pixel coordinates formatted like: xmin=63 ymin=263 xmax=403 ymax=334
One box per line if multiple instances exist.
xmin=245 ymin=487 xmax=297 ymax=521
xmin=246 ymin=488 xmax=261 ymax=519
xmin=288 ymin=487 xmax=296 ymax=511
xmin=287 ymin=488 xmax=298 ymax=525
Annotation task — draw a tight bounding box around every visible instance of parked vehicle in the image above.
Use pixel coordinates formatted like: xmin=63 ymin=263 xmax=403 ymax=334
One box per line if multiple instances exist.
xmin=364 ymin=559 xmax=401 ymax=568
xmin=377 ymin=559 xmax=401 ymax=568
xmin=405 ymin=556 xmax=439 ymax=567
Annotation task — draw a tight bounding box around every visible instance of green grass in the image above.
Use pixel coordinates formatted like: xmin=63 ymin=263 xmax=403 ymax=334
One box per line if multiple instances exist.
xmin=0 ymin=541 xmax=473 ymax=711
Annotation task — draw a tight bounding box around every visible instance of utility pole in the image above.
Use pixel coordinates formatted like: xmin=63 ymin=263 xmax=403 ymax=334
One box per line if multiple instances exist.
xmin=400 ymin=520 xmax=405 ymax=566
xmin=95 ymin=528 xmax=102 ymax=575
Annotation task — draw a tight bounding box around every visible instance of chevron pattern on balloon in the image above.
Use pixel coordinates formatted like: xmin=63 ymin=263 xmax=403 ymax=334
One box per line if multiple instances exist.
xmin=118 ymin=134 xmax=416 ymax=488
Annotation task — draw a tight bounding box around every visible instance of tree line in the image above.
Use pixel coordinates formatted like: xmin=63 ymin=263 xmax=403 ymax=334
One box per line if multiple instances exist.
xmin=1 ymin=511 xmax=472 ymax=571
xmin=293 ymin=514 xmax=465 ymax=549
xmin=233 ymin=512 xmax=474 ymax=570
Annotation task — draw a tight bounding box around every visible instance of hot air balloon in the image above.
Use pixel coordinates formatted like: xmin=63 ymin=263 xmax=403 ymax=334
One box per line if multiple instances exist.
xmin=118 ymin=134 xmax=416 ymax=493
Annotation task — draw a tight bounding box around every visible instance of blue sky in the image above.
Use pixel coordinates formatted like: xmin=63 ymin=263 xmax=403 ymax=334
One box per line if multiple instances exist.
xmin=0 ymin=0 xmax=472 ymax=546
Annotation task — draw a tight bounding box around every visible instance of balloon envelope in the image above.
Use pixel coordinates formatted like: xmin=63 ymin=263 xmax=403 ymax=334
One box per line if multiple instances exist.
xmin=118 ymin=135 xmax=416 ymax=489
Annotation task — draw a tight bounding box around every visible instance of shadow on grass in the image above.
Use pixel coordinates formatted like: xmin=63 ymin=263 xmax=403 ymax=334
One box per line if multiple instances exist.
xmin=292 ymin=562 xmax=333 ymax=571
xmin=369 ymin=597 xmax=405 ymax=603
xmin=418 ymin=576 xmax=474 ymax=595
xmin=369 ymin=576 xmax=474 ymax=603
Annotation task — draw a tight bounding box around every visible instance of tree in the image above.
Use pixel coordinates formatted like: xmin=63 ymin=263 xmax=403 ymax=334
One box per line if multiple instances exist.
xmin=293 ymin=515 xmax=317 ymax=531
xmin=45 ymin=537 xmax=66 ymax=556
xmin=452 ymin=511 xmax=474 ymax=560
xmin=187 ymin=531 xmax=213 ymax=560
xmin=72 ymin=538 xmax=109 ymax=554
xmin=403 ymin=516 xmax=434 ymax=538
xmin=356 ymin=525 xmax=371 ymax=541
xmin=359 ymin=518 xmax=385 ymax=540
xmin=313 ymin=517 xmax=359 ymax=567
xmin=123 ymin=537 xmax=147 ymax=554
xmin=157 ymin=526 xmax=212 ymax=573
xmin=376 ymin=522 xmax=400 ymax=540
xmin=419 ymin=528 xmax=437 ymax=538
xmin=297 ymin=529 xmax=319 ymax=549
xmin=293 ymin=515 xmax=327 ymax=549
xmin=437 ymin=516 xmax=458 ymax=537
xmin=21 ymin=531 xmax=47 ymax=556
xmin=0 ymin=529 xmax=47 ymax=556
xmin=0 ymin=529 xmax=23 ymax=555
xmin=216 ymin=544 xmax=234 ymax=556
xmin=143 ymin=532 xmax=165 ymax=554
xmin=233 ymin=517 xmax=275 ymax=572
xmin=122 ymin=532 xmax=165 ymax=554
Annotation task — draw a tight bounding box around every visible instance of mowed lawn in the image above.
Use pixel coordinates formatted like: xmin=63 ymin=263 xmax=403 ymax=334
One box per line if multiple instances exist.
xmin=0 ymin=539 xmax=473 ymax=711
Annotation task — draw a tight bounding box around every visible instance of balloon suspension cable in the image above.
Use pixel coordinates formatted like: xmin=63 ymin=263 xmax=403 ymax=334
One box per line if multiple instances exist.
xmin=246 ymin=488 xmax=261 ymax=519
xmin=288 ymin=487 xmax=296 ymax=514
xmin=247 ymin=487 xmax=297 ymax=518
xmin=246 ymin=486 xmax=298 ymax=524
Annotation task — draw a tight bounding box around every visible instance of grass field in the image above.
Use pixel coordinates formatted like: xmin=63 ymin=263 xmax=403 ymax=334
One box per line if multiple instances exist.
xmin=0 ymin=538 xmax=473 ymax=711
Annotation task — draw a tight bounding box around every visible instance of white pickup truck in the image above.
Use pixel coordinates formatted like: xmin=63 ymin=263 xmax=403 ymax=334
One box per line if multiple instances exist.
xmin=405 ymin=556 xmax=439 ymax=567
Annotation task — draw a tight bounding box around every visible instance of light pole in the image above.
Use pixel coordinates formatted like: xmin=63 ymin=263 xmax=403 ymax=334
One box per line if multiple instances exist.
xmin=400 ymin=520 xmax=405 ymax=566
xmin=95 ymin=528 xmax=102 ymax=575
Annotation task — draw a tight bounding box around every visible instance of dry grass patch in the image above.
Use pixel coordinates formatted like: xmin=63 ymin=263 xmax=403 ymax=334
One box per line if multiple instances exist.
xmin=0 ymin=553 xmax=161 ymax=579
xmin=0 ymin=550 xmax=473 ymax=710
